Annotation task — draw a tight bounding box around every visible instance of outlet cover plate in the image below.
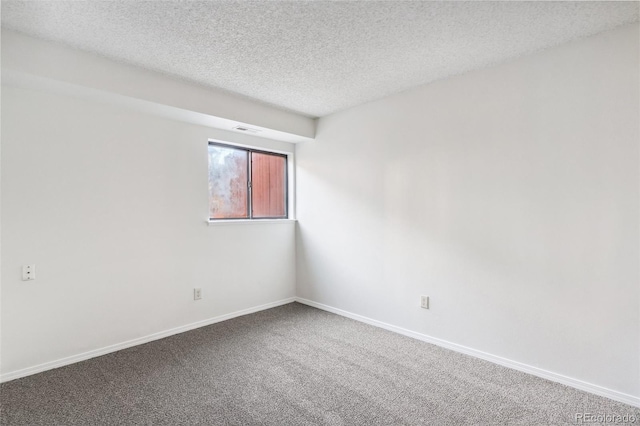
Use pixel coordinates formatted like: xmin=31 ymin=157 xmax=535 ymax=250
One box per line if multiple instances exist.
xmin=421 ymin=295 xmax=429 ymax=309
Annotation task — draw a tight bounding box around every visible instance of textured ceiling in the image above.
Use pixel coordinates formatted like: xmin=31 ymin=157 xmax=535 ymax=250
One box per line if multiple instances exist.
xmin=2 ymin=1 xmax=638 ymax=118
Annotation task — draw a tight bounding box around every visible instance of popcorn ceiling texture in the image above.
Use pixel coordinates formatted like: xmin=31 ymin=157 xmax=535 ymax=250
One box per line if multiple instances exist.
xmin=1 ymin=1 xmax=638 ymax=117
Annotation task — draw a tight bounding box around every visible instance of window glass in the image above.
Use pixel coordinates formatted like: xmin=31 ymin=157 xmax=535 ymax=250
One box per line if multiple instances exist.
xmin=251 ymin=152 xmax=286 ymax=218
xmin=208 ymin=142 xmax=288 ymax=220
xmin=208 ymin=145 xmax=248 ymax=219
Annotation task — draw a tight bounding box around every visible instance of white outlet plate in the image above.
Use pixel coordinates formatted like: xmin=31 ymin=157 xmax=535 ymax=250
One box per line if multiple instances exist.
xmin=194 ymin=288 xmax=202 ymax=300
xmin=421 ymin=295 xmax=429 ymax=309
xmin=22 ymin=264 xmax=36 ymax=281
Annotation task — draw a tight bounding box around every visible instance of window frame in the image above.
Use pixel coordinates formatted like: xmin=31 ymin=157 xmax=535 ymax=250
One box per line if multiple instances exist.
xmin=208 ymin=141 xmax=289 ymax=222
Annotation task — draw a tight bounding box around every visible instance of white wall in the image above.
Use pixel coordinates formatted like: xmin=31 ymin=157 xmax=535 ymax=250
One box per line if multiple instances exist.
xmin=1 ymin=85 xmax=296 ymax=376
xmin=296 ymin=23 xmax=639 ymax=399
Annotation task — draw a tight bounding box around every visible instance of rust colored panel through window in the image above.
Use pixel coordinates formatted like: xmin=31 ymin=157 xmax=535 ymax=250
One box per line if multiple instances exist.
xmin=208 ymin=145 xmax=248 ymax=219
xmin=251 ymin=152 xmax=286 ymax=218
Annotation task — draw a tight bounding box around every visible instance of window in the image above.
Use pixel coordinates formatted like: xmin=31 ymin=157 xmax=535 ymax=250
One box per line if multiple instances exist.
xmin=208 ymin=142 xmax=288 ymax=220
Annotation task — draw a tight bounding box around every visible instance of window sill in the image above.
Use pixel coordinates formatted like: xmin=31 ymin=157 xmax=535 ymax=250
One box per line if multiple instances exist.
xmin=207 ymin=219 xmax=297 ymax=226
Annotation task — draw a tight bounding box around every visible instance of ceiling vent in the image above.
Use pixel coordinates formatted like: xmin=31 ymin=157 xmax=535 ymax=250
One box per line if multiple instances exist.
xmin=232 ymin=125 xmax=262 ymax=134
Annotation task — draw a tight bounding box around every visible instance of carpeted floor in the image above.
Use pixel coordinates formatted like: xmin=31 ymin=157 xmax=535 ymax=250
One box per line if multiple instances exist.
xmin=0 ymin=303 xmax=637 ymax=425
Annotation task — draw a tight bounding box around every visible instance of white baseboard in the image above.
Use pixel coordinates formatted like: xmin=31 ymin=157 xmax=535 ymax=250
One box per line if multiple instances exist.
xmin=295 ymin=297 xmax=640 ymax=408
xmin=4 ymin=295 xmax=638 ymax=408
xmin=0 ymin=297 xmax=296 ymax=383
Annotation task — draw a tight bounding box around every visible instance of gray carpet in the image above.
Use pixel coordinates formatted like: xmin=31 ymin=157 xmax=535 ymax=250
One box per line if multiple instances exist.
xmin=1 ymin=303 xmax=637 ymax=425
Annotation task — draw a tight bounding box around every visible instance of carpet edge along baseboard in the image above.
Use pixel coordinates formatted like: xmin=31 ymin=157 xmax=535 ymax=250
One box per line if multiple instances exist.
xmin=294 ymin=297 xmax=640 ymax=409
xmin=0 ymin=297 xmax=297 ymax=383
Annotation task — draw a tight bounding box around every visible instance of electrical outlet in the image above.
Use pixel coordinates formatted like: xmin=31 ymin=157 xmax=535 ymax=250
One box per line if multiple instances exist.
xmin=420 ymin=295 xmax=429 ymax=309
xmin=22 ymin=265 xmax=36 ymax=281
xmin=194 ymin=288 xmax=202 ymax=300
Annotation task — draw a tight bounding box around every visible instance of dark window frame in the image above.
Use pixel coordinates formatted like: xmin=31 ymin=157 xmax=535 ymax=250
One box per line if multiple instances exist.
xmin=208 ymin=141 xmax=288 ymax=221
